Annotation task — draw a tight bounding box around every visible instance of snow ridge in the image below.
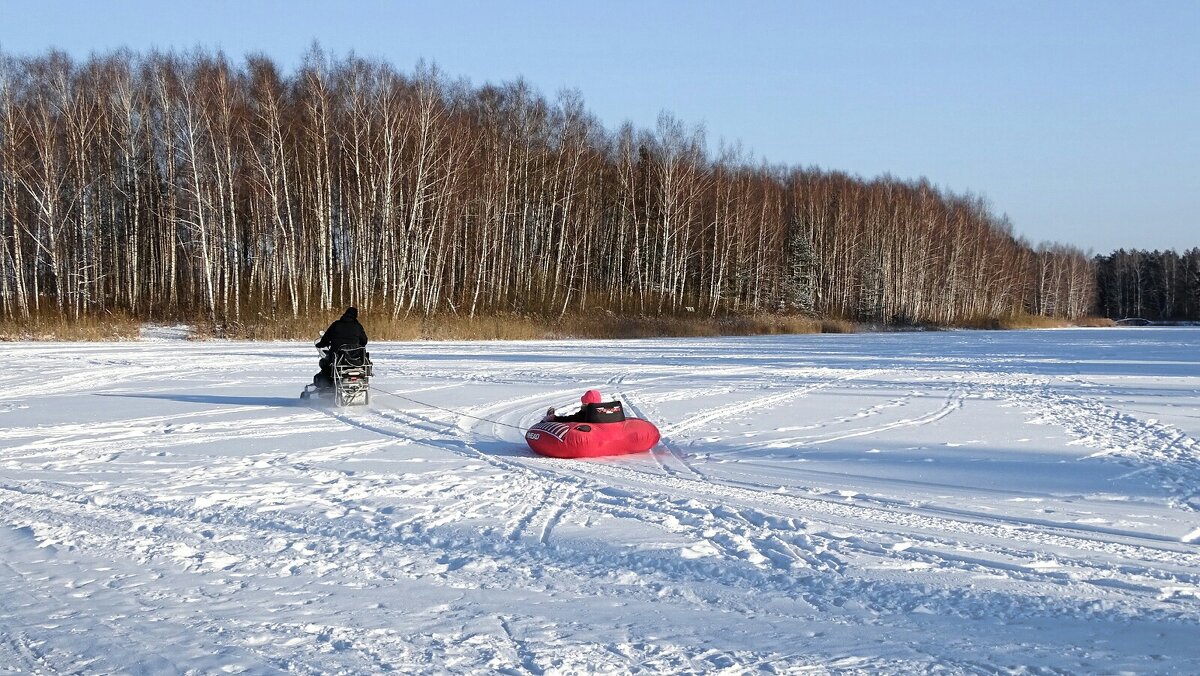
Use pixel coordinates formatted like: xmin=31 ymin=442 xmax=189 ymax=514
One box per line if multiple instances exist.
xmin=0 ymin=330 xmax=1197 ymax=672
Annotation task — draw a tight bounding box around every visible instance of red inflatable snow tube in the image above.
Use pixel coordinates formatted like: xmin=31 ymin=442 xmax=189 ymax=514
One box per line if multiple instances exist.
xmin=525 ymin=419 xmax=661 ymax=458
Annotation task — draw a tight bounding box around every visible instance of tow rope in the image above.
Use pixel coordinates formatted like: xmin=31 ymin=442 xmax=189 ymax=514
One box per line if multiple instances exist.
xmin=368 ymin=385 xmax=529 ymax=432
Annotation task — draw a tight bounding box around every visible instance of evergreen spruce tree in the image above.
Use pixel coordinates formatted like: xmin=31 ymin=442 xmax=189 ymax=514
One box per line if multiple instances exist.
xmin=782 ymin=221 xmax=815 ymax=314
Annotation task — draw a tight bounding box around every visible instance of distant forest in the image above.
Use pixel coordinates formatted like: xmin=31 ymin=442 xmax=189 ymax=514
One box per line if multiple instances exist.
xmin=1094 ymin=249 xmax=1200 ymax=322
xmin=0 ymin=48 xmax=1169 ymax=326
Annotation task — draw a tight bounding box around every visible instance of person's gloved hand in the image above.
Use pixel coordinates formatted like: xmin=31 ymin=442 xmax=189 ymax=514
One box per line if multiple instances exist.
xmin=543 ymin=406 xmax=555 ymax=421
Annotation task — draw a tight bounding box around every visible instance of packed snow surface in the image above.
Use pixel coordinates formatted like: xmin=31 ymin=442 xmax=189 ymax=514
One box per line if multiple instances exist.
xmin=1 ymin=328 xmax=1198 ymax=673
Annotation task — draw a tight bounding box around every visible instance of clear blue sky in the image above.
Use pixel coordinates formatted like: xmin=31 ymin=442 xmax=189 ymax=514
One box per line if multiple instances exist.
xmin=2 ymin=1 xmax=1196 ymax=253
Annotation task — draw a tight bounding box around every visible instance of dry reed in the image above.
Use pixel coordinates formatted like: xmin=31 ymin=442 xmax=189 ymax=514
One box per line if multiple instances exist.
xmin=0 ymin=312 xmax=141 ymax=341
xmin=961 ymin=314 xmax=1075 ymax=330
xmin=201 ymin=312 xmax=858 ymax=341
xmin=3 ymin=310 xmax=1121 ymax=342
xmin=1072 ymin=316 xmax=1117 ymax=328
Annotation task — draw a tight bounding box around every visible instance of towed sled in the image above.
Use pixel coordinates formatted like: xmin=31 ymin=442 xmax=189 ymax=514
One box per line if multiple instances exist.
xmin=525 ymin=401 xmax=660 ymax=458
xmin=301 ymin=346 xmax=373 ymax=407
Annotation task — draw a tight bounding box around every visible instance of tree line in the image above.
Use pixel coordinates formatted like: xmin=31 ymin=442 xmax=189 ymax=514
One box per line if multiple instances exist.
xmin=1094 ymin=249 xmax=1200 ymax=321
xmin=0 ymin=48 xmax=1097 ymax=325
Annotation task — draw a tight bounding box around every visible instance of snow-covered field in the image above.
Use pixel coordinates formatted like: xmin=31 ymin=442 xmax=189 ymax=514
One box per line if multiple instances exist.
xmin=1 ymin=328 xmax=1198 ymax=673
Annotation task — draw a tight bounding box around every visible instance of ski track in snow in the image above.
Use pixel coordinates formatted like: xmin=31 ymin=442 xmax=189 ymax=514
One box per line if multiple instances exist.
xmin=0 ymin=330 xmax=1199 ymax=673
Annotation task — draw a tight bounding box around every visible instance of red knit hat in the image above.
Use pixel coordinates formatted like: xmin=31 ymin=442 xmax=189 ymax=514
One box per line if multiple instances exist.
xmin=581 ymin=389 xmax=603 ymax=404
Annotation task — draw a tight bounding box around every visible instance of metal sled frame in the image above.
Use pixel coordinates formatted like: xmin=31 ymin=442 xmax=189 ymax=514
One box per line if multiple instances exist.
xmin=332 ymin=347 xmax=371 ymax=407
xmin=301 ymin=346 xmax=372 ymax=407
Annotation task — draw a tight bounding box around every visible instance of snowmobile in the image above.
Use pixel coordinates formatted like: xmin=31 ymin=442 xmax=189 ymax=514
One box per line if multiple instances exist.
xmin=301 ymin=346 xmax=373 ymax=406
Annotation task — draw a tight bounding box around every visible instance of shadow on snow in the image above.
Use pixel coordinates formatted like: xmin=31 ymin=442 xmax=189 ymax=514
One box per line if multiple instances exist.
xmin=96 ymin=392 xmax=304 ymax=408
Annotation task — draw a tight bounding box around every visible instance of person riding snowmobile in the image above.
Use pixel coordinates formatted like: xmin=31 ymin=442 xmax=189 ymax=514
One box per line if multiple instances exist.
xmin=313 ymin=307 xmax=368 ymax=389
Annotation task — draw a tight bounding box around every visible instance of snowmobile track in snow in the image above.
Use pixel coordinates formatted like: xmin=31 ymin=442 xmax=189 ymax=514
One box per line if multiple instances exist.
xmin=2 ymin=331 xmax=1199 ymax=672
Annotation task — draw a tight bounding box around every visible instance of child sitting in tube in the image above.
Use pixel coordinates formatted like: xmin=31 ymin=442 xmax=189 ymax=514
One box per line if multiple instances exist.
xmin=544 ymin=389 xmax=625 ymax=424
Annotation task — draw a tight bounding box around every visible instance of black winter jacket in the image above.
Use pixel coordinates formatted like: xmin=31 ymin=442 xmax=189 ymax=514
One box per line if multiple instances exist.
xmin=317 ymin=308 xmax=368 ymax=351
xmin=551 ymin=401 xmax=626 ymax=424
